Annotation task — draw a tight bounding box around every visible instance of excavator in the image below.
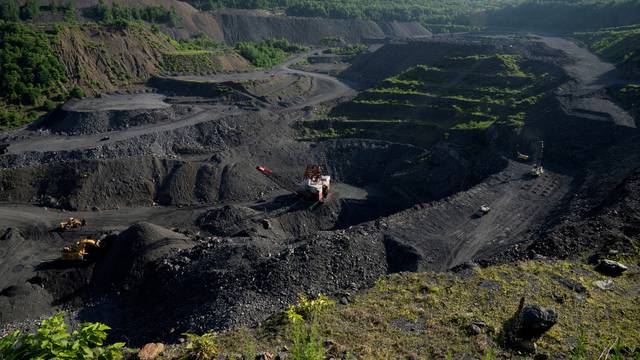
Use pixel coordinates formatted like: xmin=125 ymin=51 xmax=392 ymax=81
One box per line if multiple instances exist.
xmin=57 ymin=217 xmax=86 ymax=232
xmin=256 ymin=164 xmax=331 ymax=203
xmin=531 ymin=141 xmax=545 ymax=177
xmin=61 ymin=238 xmax=102 ymax=261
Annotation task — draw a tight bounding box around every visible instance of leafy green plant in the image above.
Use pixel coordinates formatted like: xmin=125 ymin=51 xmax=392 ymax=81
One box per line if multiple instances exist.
xmin=286 ymin=294 xmax=335 ymax=323
xmin=183 ymin=332 xmax=217 ymax=360
xmin=570 ymin=329 xmax=589 ymax=360
xmin=286 ymin=294 xmax=335 ymax=360
xmin=481 ymin=349 xmax=493 ymax=360
xmin=0 ymin=312 xmax=125 ymax=360
xmin=241 ymin=336 xmax=257 ymax=360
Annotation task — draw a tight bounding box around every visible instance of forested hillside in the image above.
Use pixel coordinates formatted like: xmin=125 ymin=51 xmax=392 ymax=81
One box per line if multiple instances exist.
xmin=185 ymin=0 xmax=640 ymax=32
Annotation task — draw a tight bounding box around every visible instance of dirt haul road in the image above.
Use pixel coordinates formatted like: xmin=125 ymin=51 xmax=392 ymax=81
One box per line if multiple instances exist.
xmin=2 ymin=50 xmax=355 ymax=155
xmin=536 ymin=36 xmax=636 ymax=128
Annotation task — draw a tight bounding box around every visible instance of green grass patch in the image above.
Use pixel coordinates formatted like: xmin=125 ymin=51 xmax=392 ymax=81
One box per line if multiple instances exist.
xmin=452 ymin=118 xmax=497 ymax=130
xmin=323 ymin=44 xmax=367 ymax=56
xmin=235 ymin=38 xmax=308 ymax=68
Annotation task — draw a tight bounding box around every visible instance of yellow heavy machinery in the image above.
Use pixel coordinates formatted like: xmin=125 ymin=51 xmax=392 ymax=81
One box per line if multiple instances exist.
xmin=517 ymin=152 xmax=530 ymax=161
xmin=57 ymin=218 xmax=86 ymax=232
xmin=61 ymin=239 xmax=102 ymax=261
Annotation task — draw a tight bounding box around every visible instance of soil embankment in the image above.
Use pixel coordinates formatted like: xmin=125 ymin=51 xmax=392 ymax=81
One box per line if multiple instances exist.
xmin=215 ymin=10 xmax=431 ymax=45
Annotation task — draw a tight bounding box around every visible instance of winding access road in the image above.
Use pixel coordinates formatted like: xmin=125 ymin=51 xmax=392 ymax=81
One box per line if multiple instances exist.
xmin=536 ymin=36 xmax=636 ymax=128
xmin=2 ymin=50 xmax=355 ymax=155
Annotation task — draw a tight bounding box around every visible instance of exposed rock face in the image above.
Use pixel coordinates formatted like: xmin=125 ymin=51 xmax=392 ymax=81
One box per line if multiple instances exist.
xmin=215 ymin=10 xmax=430 ymax=45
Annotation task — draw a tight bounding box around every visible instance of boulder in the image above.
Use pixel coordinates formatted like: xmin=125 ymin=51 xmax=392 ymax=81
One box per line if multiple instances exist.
xmin=138 ymin=343 xmax=165 ymax=360
xmin=596 ymin=259 xmax=628 ymax=276
xmin=506 ymin=298 xmax=557 ymax=353
xmin=593 ymin=278 xmax=613 ymax=290
xmin=515 ymin=304 xmax=557 ymax=339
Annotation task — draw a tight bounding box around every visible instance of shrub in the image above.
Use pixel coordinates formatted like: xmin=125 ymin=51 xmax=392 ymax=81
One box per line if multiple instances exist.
xmin=235 ymin=38 xmax=307 ymax=68
xmin=0 ymin=22 xmax=67 ymax=106
xmin=288 ymin=319 xmax=325 ymax=360
xmin=0 ymin=312 xmax=125 ymax=360
xmin=69 ymin=86 xmax=85 ymax=99
xmin=43 ymin=99 xmax=57 ymax=111
xmin=0 ymin=0 xmax=19 ymax=21
xmin=183 ymin=332 xmax=217 ymax=360
xmin=286 ymin=295 xmax=335 ymax=360
xmin=19 ymin=0 xmax=39 ymax=20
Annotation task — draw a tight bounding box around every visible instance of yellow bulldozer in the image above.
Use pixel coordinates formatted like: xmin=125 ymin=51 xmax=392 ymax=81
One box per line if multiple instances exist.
xmin=57 ymin=218 xmax=86 ymax=232
xmin=61 ymin=239 xmax=102 ymax=261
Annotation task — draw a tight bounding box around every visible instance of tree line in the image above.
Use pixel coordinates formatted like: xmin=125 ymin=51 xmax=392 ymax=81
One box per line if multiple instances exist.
xmin=82 ymin=0 xmax=178 ymax=26
xmin=184 ymin=0 xmax=640 ymax=31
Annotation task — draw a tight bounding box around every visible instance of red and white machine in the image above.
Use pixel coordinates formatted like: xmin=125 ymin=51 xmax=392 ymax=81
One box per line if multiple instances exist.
xmin=256 ymin=164 xmax=331 ymax=202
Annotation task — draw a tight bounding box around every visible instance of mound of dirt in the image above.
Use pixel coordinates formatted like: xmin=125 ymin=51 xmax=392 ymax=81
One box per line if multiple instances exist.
xmin=92 ymin=222 xmax=194 ymax=291
xmin=0 ymin=157 xmax=231 ymax=210
xmin=342 ymin=37 xmax=567 ymax=87
xmin=81 ymin=223 xmax=388 ymax=344
xmin=43 ymin=95 xmax=174 ymax=135
xmin=0 ymin=228 xmax=58 ymax=324
xmin=197 ymin=205 xmax=260 ymax=236
xmin=215 ymin=10 xmax=430 ymax=45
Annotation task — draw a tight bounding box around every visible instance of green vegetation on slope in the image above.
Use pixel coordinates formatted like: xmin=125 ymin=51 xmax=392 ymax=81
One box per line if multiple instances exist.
xmin=323 ymin=44 xmax=367 ymax=57
xmin=82 ymin=0 xmax=178 ymax=27
xmin=306 ymin=54 xmax=560 ymax=147
xmin=609 ymin=83 xmax=640 ymax=119
xmin=574 ymin=25 xmax=640 ymax=78
xmin=0 ymin=21 xmax=67 ymax=128
xmin=161 ymin=33 xmax=232 ymax=73
xmin=235 ymin=38 xmax=307 ymax=68
xmin=186 ymin=0 xmax=515 ymax=25
xmin=185 ymin=0 xmax=640 ymax=32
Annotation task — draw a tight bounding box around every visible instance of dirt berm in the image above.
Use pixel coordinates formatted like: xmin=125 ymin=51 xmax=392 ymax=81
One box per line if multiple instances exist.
xmin=42 ymin=95 xmax=174 ymax=135
xmin=215 ymin=9 xmax=431 ymax=45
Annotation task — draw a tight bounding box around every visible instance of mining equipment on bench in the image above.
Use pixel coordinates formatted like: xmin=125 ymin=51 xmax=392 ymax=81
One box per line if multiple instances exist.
xmin=256 ymin=164 xmax=331 ymax=203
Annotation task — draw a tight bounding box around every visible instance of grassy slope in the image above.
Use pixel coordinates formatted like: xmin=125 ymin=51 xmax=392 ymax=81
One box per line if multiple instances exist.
xmin=150 ymin=253 xmax=639 ymax=359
